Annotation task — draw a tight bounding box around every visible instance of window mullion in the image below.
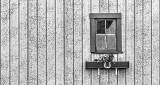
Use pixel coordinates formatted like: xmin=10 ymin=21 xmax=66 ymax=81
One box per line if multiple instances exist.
xmin=105 ymin=20 xmax=107 ymax=49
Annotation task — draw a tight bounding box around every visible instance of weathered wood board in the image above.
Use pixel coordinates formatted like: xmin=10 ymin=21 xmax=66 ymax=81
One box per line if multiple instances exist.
xmin=152 ymin=0 xmax=159 ymax=85
xmin=126 ymin=0 xmax=135 ymax=85
xmin=64 ymin=0 xmax=74 ymax=85
xmin=10 ymin=0 xmax=19 ymax=84
xmin=38 ymin=0 xmax=47 ymax=84
xmin=1 ymin=0 xmax=10 ymax=85
xmin=28 ymin=0 xmax=38 ymax=84
xmin=55 ymin=0 xmax=65 ymax=85
xmin=74 ymin=0 xmax=83 ymax=85
xmin=19 ymin=0 xmax=28 ymax=84
xmin=135 ymin=0 xmax=143 ymax=84
xmin=118 ymin=0 xmax=126 ymax=84
xmin=82 ymin=0 xmax=92 ymax=85
xmin=47 ymin=0 xmax=56 ymax=84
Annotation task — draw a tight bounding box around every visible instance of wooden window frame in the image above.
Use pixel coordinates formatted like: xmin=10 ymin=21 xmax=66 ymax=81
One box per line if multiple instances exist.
xmin=90 ymin=13 xmax=122 ymax=54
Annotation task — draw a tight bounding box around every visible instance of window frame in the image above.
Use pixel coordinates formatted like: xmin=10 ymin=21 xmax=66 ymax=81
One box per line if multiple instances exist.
xmin=90 ymin=13 xmax=122 ymax=54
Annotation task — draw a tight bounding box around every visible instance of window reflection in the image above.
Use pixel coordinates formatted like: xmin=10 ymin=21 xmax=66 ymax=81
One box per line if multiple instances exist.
xmin=96 ymin=19 xmax=116 ymax=50
xmin=106 ymin=35 xmax=116 ymax=49
xmin=105 ymin=20 xmax=115 ymax=34
xmin=97 ymin=20 xmax=105 ymax=34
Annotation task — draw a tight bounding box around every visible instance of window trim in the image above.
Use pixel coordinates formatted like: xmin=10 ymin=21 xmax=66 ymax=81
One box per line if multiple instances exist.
xmin=90 ymin=13 xmax=122 ymax=54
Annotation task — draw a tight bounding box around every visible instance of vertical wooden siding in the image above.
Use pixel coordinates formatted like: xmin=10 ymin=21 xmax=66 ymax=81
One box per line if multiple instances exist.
xmin=0 ymin=0 xmax=159 ymax=85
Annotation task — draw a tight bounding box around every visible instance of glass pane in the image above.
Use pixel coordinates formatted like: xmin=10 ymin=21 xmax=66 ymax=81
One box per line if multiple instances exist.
xmin=105 ymin=20 xmax=116 ymax=34
xmin=96 ymin=35 xmax=106 ymax=51
xmin=96 ymin=19 xmax=117 ymax=51
xmin=106 ymin=35 xmax=116 ymax=49
xmin=97 ymin=20 xmax=105 ymax=34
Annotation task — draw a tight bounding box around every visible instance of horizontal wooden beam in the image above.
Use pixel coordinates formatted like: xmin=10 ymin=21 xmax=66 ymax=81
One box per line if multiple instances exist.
xmin=89 ymin=13 xmax=122 ymax=19
xmin=86 ymin=61 xmax=129 ymax=69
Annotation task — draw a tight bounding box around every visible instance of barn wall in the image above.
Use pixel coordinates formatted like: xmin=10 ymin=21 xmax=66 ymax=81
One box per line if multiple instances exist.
xmin=0 ymin=0 xmax=159 ymax=85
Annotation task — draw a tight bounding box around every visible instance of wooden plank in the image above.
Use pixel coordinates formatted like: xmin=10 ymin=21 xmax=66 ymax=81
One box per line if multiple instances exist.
xmin=89 ymin=13 xmax=121 ymax=19
xmin=117 ymin=0 xmax=126 ymax=85
xmin=46 ymin=0 xmax=56 ymax=84
xmin=19 ymin=0 xmax=27 ymax=84
xmin=38 ymin=0 xmax=47 ymax=85
xmin=135 ymin=0 xmax=143 ymax=84
xmin=91 ymin=0 xmax=99 ymax=13
xmin=1 ymin=0 xmax=10 ymax=84
xmin=91 ymin=54 xmax=99 ymax=85
xmin=55 ymin=0 xmax=64 ymax=85
xmin=126 ymin=0 xmax=135 ymax=85
xmin=86 ymin=62 xmax=129 ymax=68
xmin=73 ymin=0 xmax=83 ymax=85
xmin=82 ymin=0 xmax=92 ymax=85
xmin=108 ymin=0 xmax=117 ymax=13
xmin=116 ymin=19 xmax=122 ymax=52
xmin=99 ymin=1 xmax=109 ymax=84
xmin=99 ymin=53 xmax=108 ymax=85
xmin=152 ymin=0 xmax=159 ymax=84
xmin=100 ymin=0 xmax=108 ymax=13
xmin=91 ymin=0 xmax=100 ymax=85
xmin=64 ymin=0 xmax=74 ymax=85
xmin=10 ymin=0 xmax=19 ymax=84
xmin=28 ymin=0 xmax=38 ymax=84
xmin=90 ymin=19 xmax=96 ymax=52
xmin=108 ymin=0 xmax=117 ymax=84
xmin=143 ymin=0 xmax=151 ymax=85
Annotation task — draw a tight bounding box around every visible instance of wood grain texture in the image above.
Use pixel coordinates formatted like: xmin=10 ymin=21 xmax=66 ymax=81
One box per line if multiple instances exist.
xmin=91 ymin=54 xmax=99 ymax=85
xmin=100 ymin=0 xmax=108 ymax=13
xmin=82 ymin=0 xmax=92 ymax=85
xmin=91 ymin=0 xmax=100 ymax=85
xmin=74 ymin=0 xmax=83 ymax=85
xmin=64 ymin=0 xmax=74 ymax=85
xmin=99 ymin=54 xmax=108 ymax=85
xmin=38 ymin=0 xmax=47 ymax=84
xmin=10 ymin=0 xmax=19 ymax=84
xmin=152 ymin=0 xmax=159 ymax=85
xmin=143 ymin=0 xmax=151 ymax=84
xmin=1 ymin=0 xmax=10 ymax=84
xmin=99 ymin=0 xmax=109 ymax=85
xmin=28 ymin=0 xmax=38 ymax=84
xmin=135 ymin=0 xmax=143 ymax=84
xmin=108 ymin=0 xmax=117 ymax=85
xmin=118 ymin=0 xmax=126 ymax=84
xmin=19 ymin=0 xmax=27 ymax=84
xmin=47 ymin=0 xmax=56 ymax=85
xmin=126 ymin=0 xmax=135 ymax=85
xmin=55 ymin=0 xmax=64 ymax=85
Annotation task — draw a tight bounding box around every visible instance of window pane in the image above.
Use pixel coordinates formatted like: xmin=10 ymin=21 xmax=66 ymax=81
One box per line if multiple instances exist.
xmin=106 ymin=35 xmax=116 ymax=49
xmin=97 ymin=20 xmax=105 ymax=34
xmin=96 ymin=35 xmax=116 ymax=50
xmin=105 ymin=20 xmax=116 ymax=34
xmin=96 ymin=19 xmax=117 ymax=51
xmin=96 ymin=35 xmax=106 ymax=50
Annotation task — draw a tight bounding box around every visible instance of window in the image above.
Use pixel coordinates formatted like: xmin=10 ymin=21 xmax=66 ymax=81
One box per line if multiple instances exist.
xmin=90 ymin=13 xmax=122 ymax=54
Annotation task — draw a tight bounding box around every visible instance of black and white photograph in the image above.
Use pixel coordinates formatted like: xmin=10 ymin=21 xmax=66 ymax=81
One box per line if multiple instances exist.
xmin=0 ymin=0 xmax=159 ymax=85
